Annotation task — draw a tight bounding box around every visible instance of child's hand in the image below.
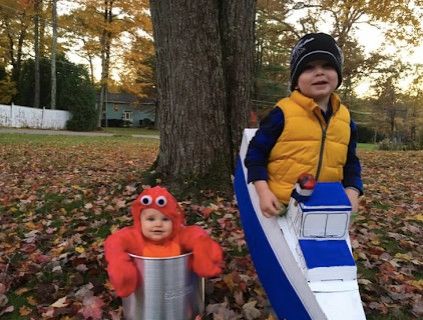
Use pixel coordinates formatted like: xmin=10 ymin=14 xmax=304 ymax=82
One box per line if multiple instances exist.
xmin=345 ymin=187 xmax=359 ymax=213
xmin=107 ymin=259 xmax=139 ymax=297
xmin=254 ymin=181 xmax=281 ymax=217
xmin=191 ymin=237 xmax=223 ymax=277
xmin=104 ymin=230 xmax=142 ymax=297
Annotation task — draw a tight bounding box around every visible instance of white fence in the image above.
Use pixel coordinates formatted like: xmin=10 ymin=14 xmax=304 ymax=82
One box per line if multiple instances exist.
xmin=0 ymin=104 xmax=71 ymax=130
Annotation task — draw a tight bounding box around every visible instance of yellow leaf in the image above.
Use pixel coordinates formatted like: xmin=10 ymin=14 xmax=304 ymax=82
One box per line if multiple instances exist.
xmin=407 ymin=279 xmax=423 ymax=290
xmin=27 ymin=296 xmax=37 ymax=306
xmin=394 ymin=253 xmax=412 ymax=261
xmin=15 ymin=287 xmax=31 ymax=295
xmin=104 ymin=280 xmax=114 ymax=291
xmin=267 ymin=314 xmax=278 ymax=320
xmin=412 ymin=214 xmax=423 ymax=222
xmin=223 ymin=273 xmax=234 ymax=289
xmin=25 ymin=221 xmax=37 ymax=229
xmin=19 ymin=306 xmax=32 ymax=316
xmin=75 ymin=246 xmax=85 ymax=253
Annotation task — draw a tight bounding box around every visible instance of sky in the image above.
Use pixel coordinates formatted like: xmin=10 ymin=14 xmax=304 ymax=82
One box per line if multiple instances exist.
xmin=352 ymin=23 xmax=422 ymax=96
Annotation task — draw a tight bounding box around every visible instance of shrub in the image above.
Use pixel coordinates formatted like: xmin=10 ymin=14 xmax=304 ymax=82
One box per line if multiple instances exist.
xmin=377 ymin=138 xmax=422 ymax=151
xmin=139 ymin=118 xmax=155 ymax=128
xmin=102 ymin=119 xmax=132 ymax=127
xmin=66 ymin=101 xmax=98 ymax=131
xmin=357 ymin=125 xmax=385 ymax=143
xmin=65 ymin=82 xmax=97 ymax=131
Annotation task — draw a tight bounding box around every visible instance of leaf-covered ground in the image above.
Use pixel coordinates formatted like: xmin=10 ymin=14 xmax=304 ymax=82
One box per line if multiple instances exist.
xmin=0 ymin=134 xmax=421 ymax=319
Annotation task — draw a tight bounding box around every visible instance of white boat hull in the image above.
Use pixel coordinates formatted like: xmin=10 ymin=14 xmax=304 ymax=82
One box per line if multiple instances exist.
xmin=234 ymin=129 xmax=366 ymax=320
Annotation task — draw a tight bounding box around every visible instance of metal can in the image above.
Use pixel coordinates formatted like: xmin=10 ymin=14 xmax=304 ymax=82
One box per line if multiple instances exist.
xmin=122 ymin=252 xmax=205 ymax=320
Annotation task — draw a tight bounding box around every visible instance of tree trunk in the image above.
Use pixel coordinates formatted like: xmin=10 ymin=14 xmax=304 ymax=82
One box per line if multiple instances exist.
xmin=220 ymin=1 xmax=256 ymax=164
xmin=98 ymin=0 xmax=113 ymax=128
xmin=150 ymin=0 xmax=255 ymax=192
xmin=51 ymin=0 xmax=57 ymax=109
xmin=33 ymin=0 xmax=41 ymax=108
xmin=6 ymin=15 xmax=27 ymax=87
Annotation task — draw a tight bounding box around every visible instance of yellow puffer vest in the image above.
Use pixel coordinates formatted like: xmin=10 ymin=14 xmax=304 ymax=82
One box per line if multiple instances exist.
xmin=268 ymin=90 xmax=350 ymax=204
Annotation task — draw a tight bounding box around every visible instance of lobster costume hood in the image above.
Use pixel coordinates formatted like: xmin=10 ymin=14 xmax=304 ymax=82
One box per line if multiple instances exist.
xmin=132 ymin=186 xmax=184 ymax=240
xmin=104 ymin=186 xmax=223 ymax=297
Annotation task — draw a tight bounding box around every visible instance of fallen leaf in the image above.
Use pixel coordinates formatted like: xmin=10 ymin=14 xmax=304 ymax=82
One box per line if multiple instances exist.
xmin=50 ymin=296 xmax=68 ymax=308
xmin=242 ymin=301 xmax=261 ymax=320
xmin=19 ymin=305 xmax=32 ymax=316
xmin=78 ymin=295 xmax=105 ymax=320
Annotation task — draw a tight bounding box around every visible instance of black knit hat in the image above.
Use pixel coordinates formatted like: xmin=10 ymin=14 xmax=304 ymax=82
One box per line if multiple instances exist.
xmin=290 ymin=32 xmax=343 ymax=91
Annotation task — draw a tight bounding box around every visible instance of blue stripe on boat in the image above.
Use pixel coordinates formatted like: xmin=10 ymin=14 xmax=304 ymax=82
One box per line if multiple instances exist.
xmin=299 ymin=240 xmax=356 ymax=269
xmin=234 ymin=157 xmax=312 ymax=320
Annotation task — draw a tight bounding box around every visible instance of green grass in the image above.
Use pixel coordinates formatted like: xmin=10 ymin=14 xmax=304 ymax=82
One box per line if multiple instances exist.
xmin=4 ymin=292 xmax=30 ymax=320
xmin=0 ymin=132 xmax=158 ymax=147
xmin=358 ymin=143 xmax=377 ymax=150
xmin=357 ymin=263 xmax=378 ymax=282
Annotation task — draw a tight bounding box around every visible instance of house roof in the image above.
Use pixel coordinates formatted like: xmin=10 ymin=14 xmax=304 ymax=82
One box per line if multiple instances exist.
xmin=96 ymin=92 xmax=156 ymax=105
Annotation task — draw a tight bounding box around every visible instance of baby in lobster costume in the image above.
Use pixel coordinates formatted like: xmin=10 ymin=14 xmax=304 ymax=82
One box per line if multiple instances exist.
xmin=104 ymin=186 xmax=223 ymax=297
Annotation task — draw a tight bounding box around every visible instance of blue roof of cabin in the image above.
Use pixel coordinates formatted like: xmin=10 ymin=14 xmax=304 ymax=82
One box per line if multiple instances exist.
xmin=299 ymin=182 xmax=351 ymax=212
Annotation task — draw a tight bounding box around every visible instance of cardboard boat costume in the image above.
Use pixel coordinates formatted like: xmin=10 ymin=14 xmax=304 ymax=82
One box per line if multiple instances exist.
xmin=104 ymin=186 xmax=223 ymax=298
xmin=234 ymin=129 xmax=366 ymax=320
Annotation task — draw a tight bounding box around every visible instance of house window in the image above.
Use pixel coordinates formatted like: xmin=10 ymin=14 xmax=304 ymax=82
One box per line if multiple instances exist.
xmin=113 ymin=104 xmax=119 ymax=111
xmin=123 ymin=111 xmax=132 ymax=120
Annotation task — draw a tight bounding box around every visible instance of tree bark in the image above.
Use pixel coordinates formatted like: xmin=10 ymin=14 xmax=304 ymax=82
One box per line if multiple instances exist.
xmin=150 ymin=0 xmax=255 ymax=192
xmin=5 ymin=14 xmax=28 ymax=87
xmin=98 ymin=0 xmax=113 ymax=128
xmin=51 ymin=0 xmax=57 ymax=109
xmin=33 ymin=0 xmax=41 ymax=108
xmin=219 ymin=1 xmax=256 ymax=163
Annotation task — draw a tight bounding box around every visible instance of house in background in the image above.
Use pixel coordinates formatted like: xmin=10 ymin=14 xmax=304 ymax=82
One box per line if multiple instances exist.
xmin=97 ymin=92 xmax=156 ymax=127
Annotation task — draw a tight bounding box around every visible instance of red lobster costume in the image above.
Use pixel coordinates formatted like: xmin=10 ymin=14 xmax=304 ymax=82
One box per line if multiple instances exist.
xmin=104 ymin=186 xmax=223 ymax=297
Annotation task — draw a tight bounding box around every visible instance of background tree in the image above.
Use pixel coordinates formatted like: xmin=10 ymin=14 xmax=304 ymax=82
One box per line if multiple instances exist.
xmin=0 ymin=0 xmax=32 ymax=92
xmin=370 ymin=60 xmax=414 ymax=142
xmin=16 ymin=55 xmax=96 ymax=112
xmin=121 ymin=35 xmax=156 ymax=98
xmin=33 ymin=0 xmax=42 ymax=108
xmin=63 ymin=0 xmax=152 ymax=127
xmin=51 ymin=0 xmax=57 ymax=109
xmin=405 ymin=65 xmax=423 ymax=146
xmin=254 ymin=0 xmax=296 ymax=114
xmin=150 ymin=0 xmax=255 ymax=193
xmin=0 ymin=65 xmax=16 ymax=103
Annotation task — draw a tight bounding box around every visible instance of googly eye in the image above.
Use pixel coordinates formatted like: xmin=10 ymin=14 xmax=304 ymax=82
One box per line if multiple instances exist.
xmin=140 ymin=195 xmax=153 ymax=205
xmin=155 ymin=196 xmax=167 ymax=207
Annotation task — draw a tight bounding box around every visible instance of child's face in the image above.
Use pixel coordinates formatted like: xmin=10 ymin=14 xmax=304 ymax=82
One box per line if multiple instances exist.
xmin=140 ymin=208 xmax=173 ymax=241
xmin=296 ymin=59 xmax=338 ymax=103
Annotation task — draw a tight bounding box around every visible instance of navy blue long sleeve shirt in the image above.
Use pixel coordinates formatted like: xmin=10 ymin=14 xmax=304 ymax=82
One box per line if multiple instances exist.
xmin=245 ymin=107 xmax=363 ymax=195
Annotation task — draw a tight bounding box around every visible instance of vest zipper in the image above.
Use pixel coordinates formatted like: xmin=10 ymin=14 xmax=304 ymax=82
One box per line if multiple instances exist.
xmin=315 ymin=115 xmax=331 ymax=180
